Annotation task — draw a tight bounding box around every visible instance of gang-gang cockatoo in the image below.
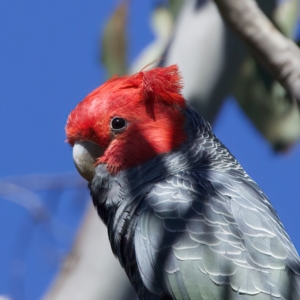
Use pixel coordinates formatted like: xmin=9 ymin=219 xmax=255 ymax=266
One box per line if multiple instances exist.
xmin=66 ymin=65 xmax=300 ymax=300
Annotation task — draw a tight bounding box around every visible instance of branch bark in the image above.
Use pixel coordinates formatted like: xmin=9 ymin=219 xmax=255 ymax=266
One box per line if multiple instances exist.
xmin=213 ymin=0 xmax=300 ymax=105
xmin=43 ymin=203 xmax=137 ymax=300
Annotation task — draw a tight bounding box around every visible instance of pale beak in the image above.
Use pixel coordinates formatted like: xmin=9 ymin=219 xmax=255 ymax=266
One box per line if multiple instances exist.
xmin=73 ymin=141 xmax=104 ymax=182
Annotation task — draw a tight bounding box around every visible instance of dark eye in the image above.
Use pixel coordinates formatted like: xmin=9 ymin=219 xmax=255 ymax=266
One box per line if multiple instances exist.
xmin=111 ymin=117 xmax=127 ymax=131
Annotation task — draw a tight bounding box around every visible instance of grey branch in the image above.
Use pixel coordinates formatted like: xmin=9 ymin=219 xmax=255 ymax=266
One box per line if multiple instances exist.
xmin=213 ymin=0 xmax=300 ymax=105
xmin=43 ymin=203 xmax=136 ymax=300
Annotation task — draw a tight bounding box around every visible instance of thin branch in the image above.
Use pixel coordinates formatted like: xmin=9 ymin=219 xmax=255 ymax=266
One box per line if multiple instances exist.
xmin=213 ymin=0 xmax=300 ymax=104
xmin=43 ymin=203 xmax=136 ymax=300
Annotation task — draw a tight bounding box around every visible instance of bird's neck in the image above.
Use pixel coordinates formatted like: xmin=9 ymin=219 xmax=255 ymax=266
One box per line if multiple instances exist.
xmin=89 ymin=165 xmax=144 ymax=265
xmin=89 ymin=164 xmax=153 ymax=296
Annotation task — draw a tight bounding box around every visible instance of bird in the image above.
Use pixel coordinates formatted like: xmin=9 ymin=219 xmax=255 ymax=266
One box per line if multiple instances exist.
xmin=66 ymin=65 xmax=300 ymax=299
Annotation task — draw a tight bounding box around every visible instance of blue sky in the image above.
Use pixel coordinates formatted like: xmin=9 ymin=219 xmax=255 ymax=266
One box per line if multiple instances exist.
xmin=1 ymin=1 xmax=300 ymax=299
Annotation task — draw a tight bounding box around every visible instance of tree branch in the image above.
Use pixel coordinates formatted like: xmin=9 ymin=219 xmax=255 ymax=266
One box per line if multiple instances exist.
xmin=43 ymin=203 xmax=136 ymax=300
xmin=213 ymin=0 xmax=300 ymax=105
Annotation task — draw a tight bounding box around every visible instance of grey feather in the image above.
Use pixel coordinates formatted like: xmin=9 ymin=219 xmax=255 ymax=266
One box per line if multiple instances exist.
xmin=90 ymin=106 xmax=300 ymax=299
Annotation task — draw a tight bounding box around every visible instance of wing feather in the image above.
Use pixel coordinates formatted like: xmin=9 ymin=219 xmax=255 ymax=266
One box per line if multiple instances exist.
xmin=134 ymin=169 xmax=300 ymax=299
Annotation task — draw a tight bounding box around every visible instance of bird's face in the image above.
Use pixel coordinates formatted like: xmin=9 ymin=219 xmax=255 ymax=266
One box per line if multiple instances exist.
xmin=66 ymin=66 xmax=187 ymax=181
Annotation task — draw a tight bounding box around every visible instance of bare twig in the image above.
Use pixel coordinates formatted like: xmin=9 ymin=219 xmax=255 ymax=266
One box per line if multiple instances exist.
xmin=213 ymin=0 xmax=300 ymax=105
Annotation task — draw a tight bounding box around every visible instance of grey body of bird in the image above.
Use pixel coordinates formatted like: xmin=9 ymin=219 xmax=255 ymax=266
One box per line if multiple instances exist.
xmin=90 ymin=106 xmax=300 ymax=300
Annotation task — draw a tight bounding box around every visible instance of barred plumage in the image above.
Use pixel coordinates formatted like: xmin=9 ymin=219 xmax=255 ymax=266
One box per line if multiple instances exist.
xmin=66 ymin=65 xmax=300 ymax=299
xmin=90 ymin=107 xmax=300 ymax=300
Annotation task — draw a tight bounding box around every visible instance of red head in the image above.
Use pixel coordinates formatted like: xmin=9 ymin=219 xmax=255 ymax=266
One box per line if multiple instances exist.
xmin=66 ymin=65 xmax=187 ymax=180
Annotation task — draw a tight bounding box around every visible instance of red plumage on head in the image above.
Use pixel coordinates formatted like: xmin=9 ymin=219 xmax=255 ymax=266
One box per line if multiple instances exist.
xmin=66 ymin=65 xmax=187 ymax=173
xmin=139 ymin=65 xmax=185 ymax=118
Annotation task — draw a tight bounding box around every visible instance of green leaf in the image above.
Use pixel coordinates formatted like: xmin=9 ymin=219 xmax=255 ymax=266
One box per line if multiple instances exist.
xmin=101 ymin=2 xmax=128 ymax=78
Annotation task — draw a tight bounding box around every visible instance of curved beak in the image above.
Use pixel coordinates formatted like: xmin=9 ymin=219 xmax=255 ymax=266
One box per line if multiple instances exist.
xmin=73 ymin=141 xmax=104 ymax=182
